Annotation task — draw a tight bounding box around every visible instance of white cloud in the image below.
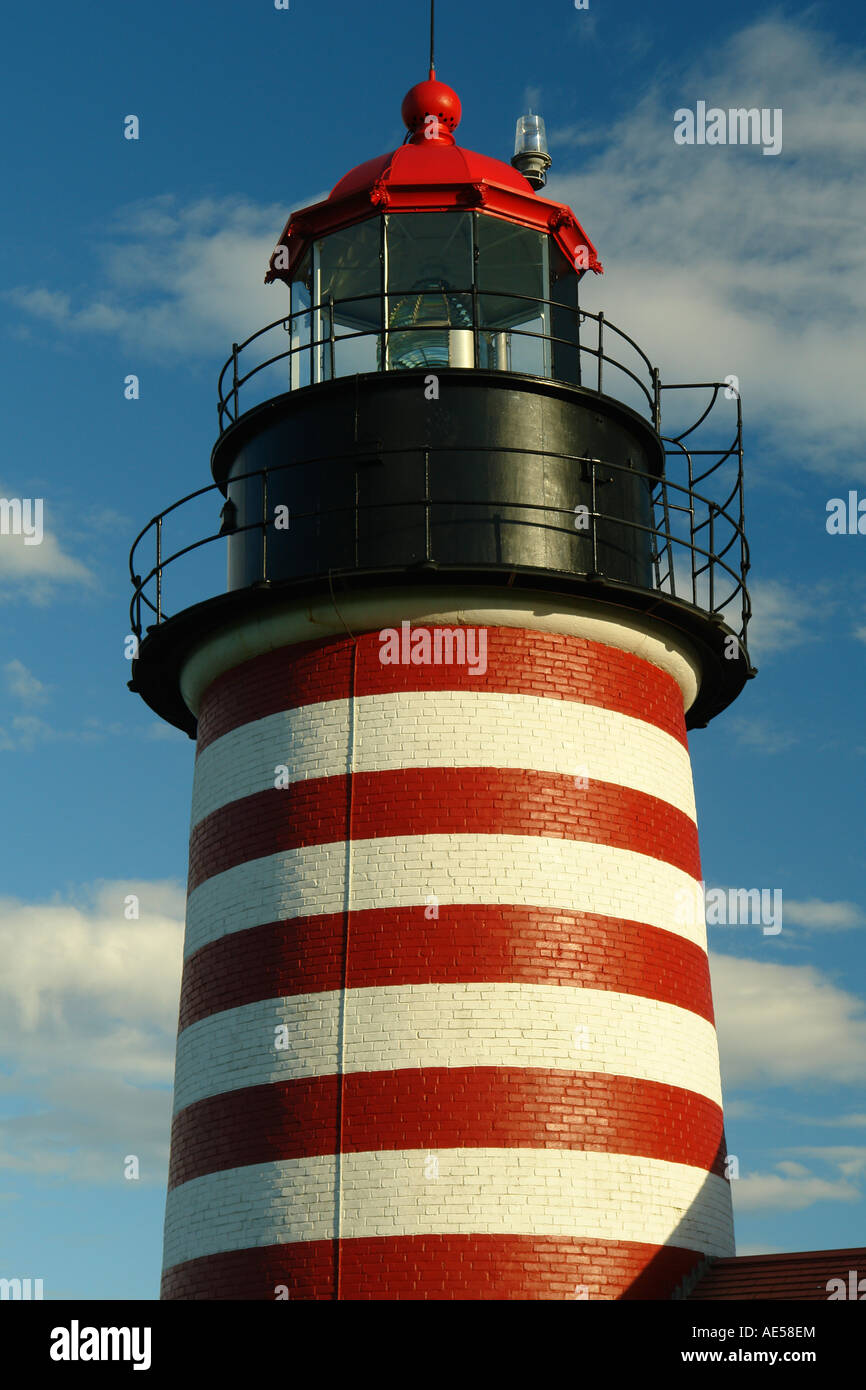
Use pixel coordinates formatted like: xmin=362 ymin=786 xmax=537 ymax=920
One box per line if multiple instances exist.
xmin=788 ymin=1147 xmax=866 ymax=1179
xmin=0 ymin=881 xmax=184 ymax=1184
xmin=731 ymin=572 xmax=853 ymax=673
xmin=723 ymin=1101 xmax=866 ymax=1131
xmin=3 ymin=659 xmax=49 ymax=705
xmin=724 ymin=1098 xmax=764 ymax=1120
xmin=783 ymin=899 xmax=865 ymax=931
xmin=729 ymin=716 xmax=798 ymax=756
xmin=745 ymin=579 xmax=820 ymax=659
xmin=0 ymin=715 xmax=127 ymax=753
xmin=0 ymin=715 xmax=192 ymax=752
xmin=145 ymin=722 xmax=187 ymax=742
xmin=711 ymin=952 xmax=866 ymax=1088
xmin=547 ymin=17 xmax=866 ymax=473
xmin=0 ymin=485 xmax=95 ymax=598
xmin=775 ymin=1160 xmax=811 ymax=1178
xmin=732 ymin=1167 xmax=860 ymax=1212
xmin=0 ymin=530 xmax=93 ymax=591
xmin=4 ymin=192 xmax=326 ymax=361
xmin=808 ymin=1114 xmax=866 ymax=1130
xmin=0 ymin=715 xmax=60 ymax=751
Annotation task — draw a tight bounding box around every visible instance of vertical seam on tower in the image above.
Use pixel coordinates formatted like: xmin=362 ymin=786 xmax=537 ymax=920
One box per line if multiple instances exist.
xmin=334 ymin=632 xmax=358 ymax=1301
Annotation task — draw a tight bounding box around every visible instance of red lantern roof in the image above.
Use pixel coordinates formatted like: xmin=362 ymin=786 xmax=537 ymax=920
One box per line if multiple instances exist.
xmin=265 ymin=77 xmax=602 ymax=284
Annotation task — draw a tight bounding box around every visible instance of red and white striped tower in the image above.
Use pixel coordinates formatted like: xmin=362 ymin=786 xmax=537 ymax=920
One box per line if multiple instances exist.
xmin=129 ymin=72 xmax=753 ymax=1300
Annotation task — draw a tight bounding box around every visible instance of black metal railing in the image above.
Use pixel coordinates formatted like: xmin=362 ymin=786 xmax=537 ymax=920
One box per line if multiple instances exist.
xmin=216 ymin=293 xmax=661 ymax=434
xmin=129 ymin=382 xmax=750 ymax=651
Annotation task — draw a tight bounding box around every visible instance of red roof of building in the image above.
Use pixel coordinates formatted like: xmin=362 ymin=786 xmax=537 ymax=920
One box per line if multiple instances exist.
xmin=265 ymin=76 xmax=602 ymax=284
xmin=685 ymin=1248 xmax=866 ymax=1301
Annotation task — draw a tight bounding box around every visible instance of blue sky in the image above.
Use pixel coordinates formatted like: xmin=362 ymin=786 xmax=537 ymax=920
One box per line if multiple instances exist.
xmin=1 ymin=0 xmax=865 ymax=1299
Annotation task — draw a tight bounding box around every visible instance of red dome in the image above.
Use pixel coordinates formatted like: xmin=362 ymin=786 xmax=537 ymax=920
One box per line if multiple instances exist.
xmin=327 ymin=140 xmax=533 ymax=204
xmin=265 ymin=78 xmax=602 ymax=285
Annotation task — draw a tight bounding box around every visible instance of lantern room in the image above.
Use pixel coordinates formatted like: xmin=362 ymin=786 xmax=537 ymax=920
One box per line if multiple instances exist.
xmin=275 ymin=208 xmax=589 ymax=383
xmin=262 ymin=76 xmax=601 ymax=391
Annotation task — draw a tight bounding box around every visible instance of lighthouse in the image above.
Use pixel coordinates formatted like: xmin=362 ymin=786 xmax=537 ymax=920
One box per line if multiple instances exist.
xmin=129 ymin=68 xmax=753 ymax=1300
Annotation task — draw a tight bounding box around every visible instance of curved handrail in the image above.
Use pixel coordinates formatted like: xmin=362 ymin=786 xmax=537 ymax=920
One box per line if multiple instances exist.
xmin=129 ymin=434 xmax=750 ymax=649
xmin=215 ymin=293 xmax=661 ymax=433
xmin=131 ymin=304 xmax=749 ymax=657
xmin=132 ymin=500 xmax=747 ymax=632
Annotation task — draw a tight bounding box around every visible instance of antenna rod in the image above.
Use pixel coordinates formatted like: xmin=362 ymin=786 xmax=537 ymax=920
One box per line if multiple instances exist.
xmin=429 ymin=0 xmax=435 ymax=78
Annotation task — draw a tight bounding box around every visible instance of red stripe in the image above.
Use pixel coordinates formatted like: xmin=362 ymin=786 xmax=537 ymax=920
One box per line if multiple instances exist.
xmin=195 ymin=629 xmax=689 ymax=754
xmin=161 ymin=1235 xmax=704 ymax=1299
xmin=186 ymin=768 xmax=700 ymax=893
xmin=178 ymin=906 xmax=715 ymax=1032
xmin=167 ymin=1068 xmax=728 ymax=1190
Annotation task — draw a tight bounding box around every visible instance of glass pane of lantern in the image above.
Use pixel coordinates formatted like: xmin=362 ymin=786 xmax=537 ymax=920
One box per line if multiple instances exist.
xmin=476 ymin=218 xmax=547 ymax=329
xmin=507 ymin=312 xmax=547 ymax=378
xmin=331 ymin=334 xmax=379 ymax=377
xmin=290 ymin=249 xmax=312 ymax=390
xmin=315 ymin=220 xmax=382 ymax=335
xmin=291 ymin=249 xmax=312 ymax=314
xmin=384 ymin=213 xmax=474 ymax=370
xmin=385 ymin=212 xmax=473 ymax=294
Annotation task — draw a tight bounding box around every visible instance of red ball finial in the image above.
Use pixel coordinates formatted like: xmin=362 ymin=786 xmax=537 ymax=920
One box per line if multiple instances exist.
xmin=401 ymin=77 xmax=461 ymax=143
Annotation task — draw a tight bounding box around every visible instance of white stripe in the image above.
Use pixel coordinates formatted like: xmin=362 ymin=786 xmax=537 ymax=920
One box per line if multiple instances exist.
xmin=184 ymin=834 xmax=707 ymax=958
xmin=172 ymin=983 xmax=723 ymax=1115
xmin=190 ymin=690 xmax=697 ymax=828
xmin=162 ymin=1149 xmax=735 ymax=1269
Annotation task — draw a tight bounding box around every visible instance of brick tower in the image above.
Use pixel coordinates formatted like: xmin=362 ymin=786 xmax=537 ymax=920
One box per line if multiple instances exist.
xmin=129 ymin=70 xmax=753 ymax=1300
